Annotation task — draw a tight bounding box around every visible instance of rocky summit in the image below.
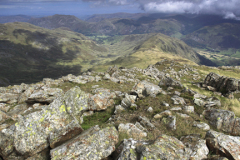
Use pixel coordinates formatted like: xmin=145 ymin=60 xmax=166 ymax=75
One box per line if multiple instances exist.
xmin=0 ymin=59 xmax=240 ymax=160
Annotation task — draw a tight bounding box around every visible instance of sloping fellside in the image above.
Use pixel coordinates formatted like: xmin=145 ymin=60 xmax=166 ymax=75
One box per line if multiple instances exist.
xmin=92 ymin=33 xmax=215 ymax=71
xmin=0 ymin=22 xmax=107 ymax=84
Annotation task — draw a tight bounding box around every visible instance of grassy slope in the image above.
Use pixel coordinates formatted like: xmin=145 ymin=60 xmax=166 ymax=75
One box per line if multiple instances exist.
xmin=0 ymin=22 xmax=107 ymax=84
xmin=91 ymin=33 xmax=215 ymax=71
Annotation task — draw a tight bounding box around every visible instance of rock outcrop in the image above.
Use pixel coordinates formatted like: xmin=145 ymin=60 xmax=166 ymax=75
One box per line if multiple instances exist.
xmin=131 ymin=80 xmax=162 ymax=98
xmin=203 ymin=109 xmax=240 ymax=136
xmin=116 ymin=134 xmax=208 ymax=160
xmin=206 ymin=130 xmax=240 ymax=160
xmin=51 ymin=126 xmax=118 ymax=160
xmin=204 ymin=72 xmax=240 ymax=94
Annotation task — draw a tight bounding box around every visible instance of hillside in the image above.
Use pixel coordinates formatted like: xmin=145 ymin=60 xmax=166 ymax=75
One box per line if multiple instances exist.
xmin=0 ymin=15 xmax=32 ymax=23
xmin=91 ymin=33 xmax=215 ymax=71
xmin=28 ymin=14 xmax=90 ymax=33
xmin=0 ymin=22 xmax=107 ymax=84
xmin=1 ymin=59 xmax=240 ymax=159
xmin=184 ymin=23 xmax=240 ymax=50
xmin=85 ymin=12 xmax=148 ymax=22
xmin=28 ymin=14 xmax=183 ymax=37
xmin=183 ymin=23 xmax=240 ymax=65
xmin=0 ymin=22 xmax=216 ymax=86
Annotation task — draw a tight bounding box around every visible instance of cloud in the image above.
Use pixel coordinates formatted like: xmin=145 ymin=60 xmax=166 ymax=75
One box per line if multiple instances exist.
xmin=224 ymin=12 xmax=240 ymax=20
xmin=1 ymin=0 xmax=240 ymax=19
xmin=139 ymin=0 xmax=240 ymax=19
xmin=143 ymin=1 xmax=194 ymax=13
xmin=82 ymin=0 xmax=240 ymax=19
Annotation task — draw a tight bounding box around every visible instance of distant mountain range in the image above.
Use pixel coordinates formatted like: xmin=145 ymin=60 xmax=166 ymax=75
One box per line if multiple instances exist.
xmin=0 ymin=21 xmax=214 ymax=85
xmin=26 ymin=14 xmax=240 ymax=57
xmin=1 ymin=12 xmax=239 ymax=85
xmin=0 ymin=15 xmax=32 ymax=23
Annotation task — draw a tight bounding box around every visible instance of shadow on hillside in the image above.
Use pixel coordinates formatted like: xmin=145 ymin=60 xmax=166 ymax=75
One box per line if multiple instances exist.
xmin=0 ymin=40 xmax=82 ymax=85
xmin=196 ymin=53 xmax=217 ymax=66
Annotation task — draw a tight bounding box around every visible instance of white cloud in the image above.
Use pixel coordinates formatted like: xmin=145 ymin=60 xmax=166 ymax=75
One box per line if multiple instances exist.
xmin=224 ymin=12 xmax=240 ymax=20
xmin=140 ymin=0 xmax=240 ymax=17
xmin=144 ymin=1 xmax=194 ymax=13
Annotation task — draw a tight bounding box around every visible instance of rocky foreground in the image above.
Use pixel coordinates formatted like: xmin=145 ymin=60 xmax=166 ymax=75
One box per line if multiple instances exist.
xmin=0 ymin=60 xmax=240 ymax=160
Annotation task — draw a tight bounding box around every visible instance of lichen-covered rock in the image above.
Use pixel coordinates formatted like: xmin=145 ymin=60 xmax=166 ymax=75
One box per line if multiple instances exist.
xmin=7 ymin=104 xmax=28 ymax=120
xmin=183 ymin=106 xmax=194 ymax=113
xmin=177 ymin=113 xmax=190 ymax=118
xmin=162 ymin=116 xmax=176 ymax=130
xmin=61 ymin=74 xmax=76 ymax=82
xmin=194 ymin=98 xmax=206 ymax=107
xmin=121 ymin=94 xmax=136 ymax=108
xmin=103 ymin=73 xmax=111 ymax=80
xmin=110 ymin=77 xmax=120 ymax=83
xmin=50 ymin=126 xmax=118 ymax=160
xmin=140 ymin=135 xmax=189 ymax=159
xmin=114 ymin=105 xmax=125 ymax=114
xmin=18 ymin=86 xmax=35 ymax=104
xmin=63 ymin=86 xmax=90 ymax=120
xmin=180 ymin=134 xmax=209 ymax=160
xmin=118 ymin=123 xmax=147 ymax=140
xmin=131 ymin=80 xmax=162 ymax=98
xmin=26 ymin=148 xmax=50 ymax=160
xmin=0 ymin=103 xmax=10 ymax=112
xmin=70 ymin=78 xmax=87 ymax=84
xmin=143 ymin=64 xmax=165 ymax=81
xmin=204 ymin=72 xmax=240 ymax=94
xmin=89 ymin=88 xmax=116 ymax=111
xmin=0 ymin=93 xmax=19 ymax=104
xmin=170 ymin=107 xmax=182 ymax=111
xmin=13 ymin=96 xmax=83 ymax=157
xmin=154 ymin=110 xmax=172 ymax=119
xmin=147 ymin=107 xmax=153 ymax=113
xmin=232 ymin=117 xmax=240 ymax=136
xmin=26 ymin=88 xmax=63 ymax=104
xmin=203 ymin=109 xmax=236 ymax=134
xmin=138 ymin=116 xmax=155 ymax=128
xmin=107 ymin=65 xmax=119 ymax=75
xmin=205 ymin=97 xmax=221 ymax=108
xmin=171 ymin=95 xmax=186 ymax=105
xmin=0 ymin=125 xmax=15 ymax=159
xmin=193 ymin=121 xmax=210 ymax=131
xmin=159 ymin=76 xmax=183 ymax=88
xmin=42 ymin=78 xmax=63 ymax=86
xmin=116 ymin=139 xmax=138 ymax=160
xmin=205 ymin=130 xmax=240 ymax=160
xmin=0 ymin=110 xmax=10 ymax=123
xmin=117 ymin=135 xmax=190 ymax=160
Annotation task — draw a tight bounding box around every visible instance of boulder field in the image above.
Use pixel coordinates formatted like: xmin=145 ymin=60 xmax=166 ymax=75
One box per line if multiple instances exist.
xmin=0 ymin=60 xmax=240 ymax=160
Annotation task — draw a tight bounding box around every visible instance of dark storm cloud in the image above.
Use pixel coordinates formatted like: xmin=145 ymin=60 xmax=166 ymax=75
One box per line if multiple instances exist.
xmin=1 ymin=0 xmax=240 ymax=19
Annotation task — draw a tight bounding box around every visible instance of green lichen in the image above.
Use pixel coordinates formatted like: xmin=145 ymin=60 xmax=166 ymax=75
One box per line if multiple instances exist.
xmin=60 ymin=105 xmax=66 ymax=113
xmin=15 ymin=122 xmax=19 ymax=127
xmin=130 ymin=149 xmax=136 ymax=156
xmin=67 ymin=107 xmax=71 ymax=111
xmin=40 ymin=117 xmax=45 ymax=122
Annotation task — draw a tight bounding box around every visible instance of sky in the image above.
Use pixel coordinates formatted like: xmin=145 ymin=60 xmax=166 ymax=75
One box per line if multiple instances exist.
xmin=0 ymin=0 xmax=240 ymax=20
